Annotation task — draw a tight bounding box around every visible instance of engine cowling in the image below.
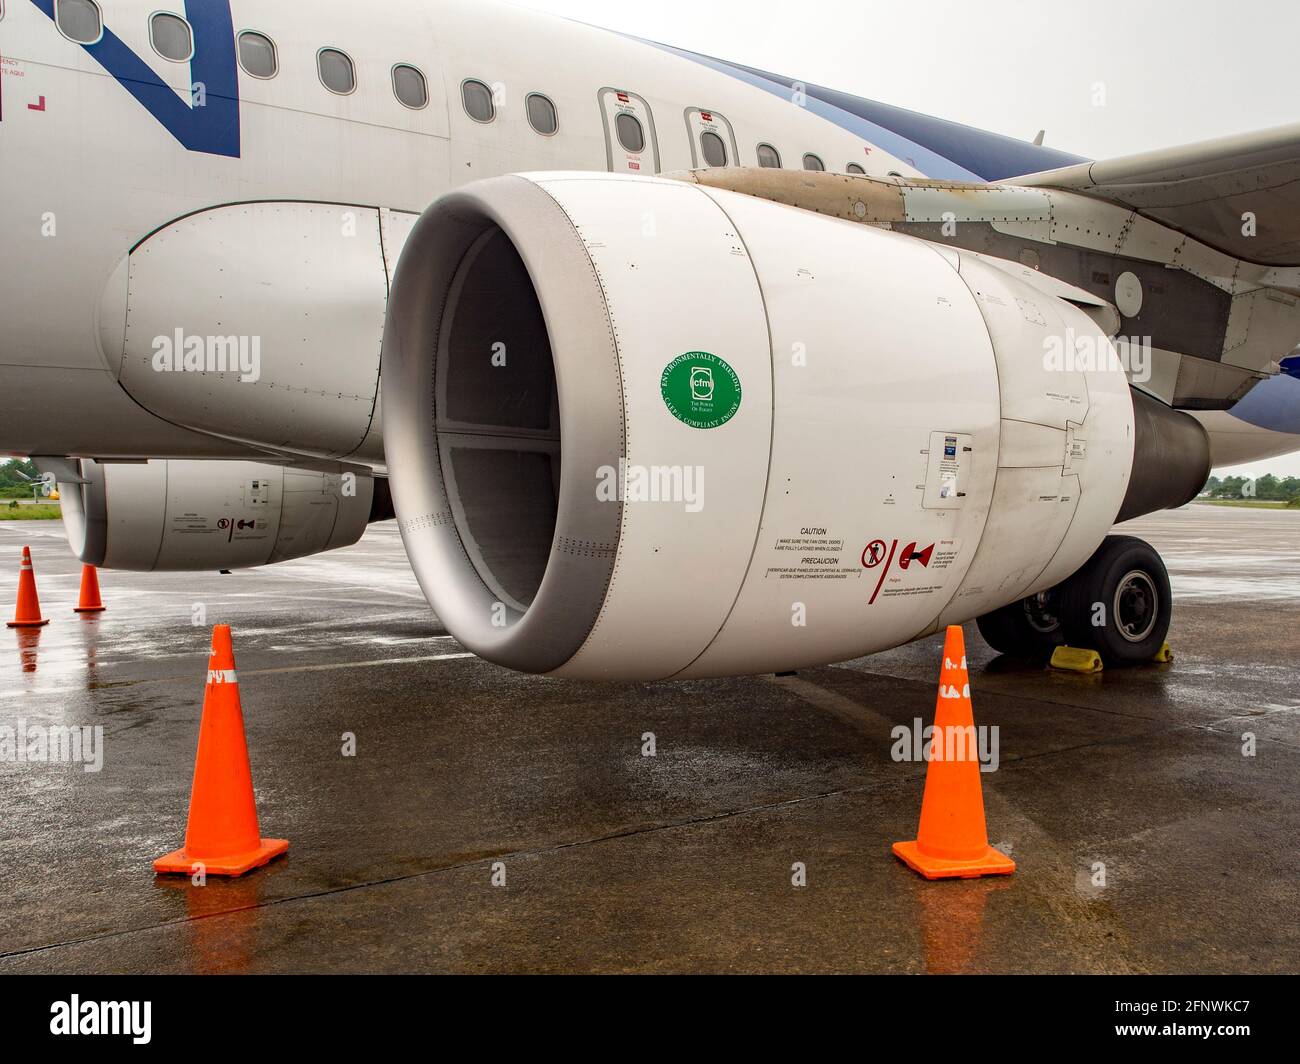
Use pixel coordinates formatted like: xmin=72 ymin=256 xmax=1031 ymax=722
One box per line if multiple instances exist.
xmin=382 ymin=173 xmax=1136 ymax=680
xmin=53 ymin=459 xmax=374 ymax=571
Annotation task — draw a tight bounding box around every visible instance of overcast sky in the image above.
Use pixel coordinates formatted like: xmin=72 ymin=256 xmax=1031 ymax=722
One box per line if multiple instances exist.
xmin=517 ymin=0 xmax=1300 ymax=477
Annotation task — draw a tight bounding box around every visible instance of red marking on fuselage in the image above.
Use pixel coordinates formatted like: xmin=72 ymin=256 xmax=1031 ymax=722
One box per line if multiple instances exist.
xmin=28 ymin=95 xmax=46 ymax=112
xmin=868 ymin=539 xmax=899 ymax=605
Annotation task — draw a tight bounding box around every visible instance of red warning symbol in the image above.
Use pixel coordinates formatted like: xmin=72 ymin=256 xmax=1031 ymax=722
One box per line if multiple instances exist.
xmin=898 ymin=542 xmax=935 ymax=570
xmin=861 ymin=539 xmax=889 ymax=569
xmin=861 ymin=538 xmax=936 ymax=604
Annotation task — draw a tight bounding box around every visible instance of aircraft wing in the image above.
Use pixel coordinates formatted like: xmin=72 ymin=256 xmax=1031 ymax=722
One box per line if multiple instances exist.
xmin=1012 ymin=122 xmax=1300 ymax=269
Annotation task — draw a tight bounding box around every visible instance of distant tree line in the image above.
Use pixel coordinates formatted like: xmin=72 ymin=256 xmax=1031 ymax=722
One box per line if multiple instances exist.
xmin=1202 ymin=473 xmax=1300 ymax=505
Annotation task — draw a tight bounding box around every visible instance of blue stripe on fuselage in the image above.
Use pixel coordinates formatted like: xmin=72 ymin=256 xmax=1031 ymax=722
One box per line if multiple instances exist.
xmin=650 ymin=42 xmax=985 ymax=182
xmin=652 ymin=41 xmax=1090 ymax=181
xmin=29 ymin=0 xmax=239 ymax=158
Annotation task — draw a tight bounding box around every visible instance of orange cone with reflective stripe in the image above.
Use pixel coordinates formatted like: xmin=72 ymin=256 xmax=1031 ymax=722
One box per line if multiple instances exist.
xmin=154 ymin=625 xmax=289 ymax=877
xmin=893 ymin=625 xmax=1015 ymax=880
xmin=73 ymin=564 xmax=106 ymax=613
xmin=7 ymin=546 xmax=50 ymax=628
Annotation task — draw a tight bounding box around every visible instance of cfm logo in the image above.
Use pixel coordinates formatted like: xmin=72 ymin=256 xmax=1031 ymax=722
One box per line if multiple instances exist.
xmin=29 ymin=0 xmax=240 ymax=157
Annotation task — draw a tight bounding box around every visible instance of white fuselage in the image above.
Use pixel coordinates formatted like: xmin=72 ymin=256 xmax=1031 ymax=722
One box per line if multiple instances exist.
xmin=0 ymin=0 xmax=921 ymax=461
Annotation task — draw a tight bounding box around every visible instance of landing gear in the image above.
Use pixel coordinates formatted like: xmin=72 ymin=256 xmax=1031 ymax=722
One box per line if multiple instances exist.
xmin=975 ymin=589 xmax=1065 ymax=659
xmin=975 ymin=535 xmax=1172 ymax=667
xmin=1059 ymin=535 xmax=1171 ymax=666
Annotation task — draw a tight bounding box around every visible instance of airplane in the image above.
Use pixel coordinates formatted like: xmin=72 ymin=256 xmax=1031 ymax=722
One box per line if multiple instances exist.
xmin=2 ymin=0 xmax=1298 ymax=681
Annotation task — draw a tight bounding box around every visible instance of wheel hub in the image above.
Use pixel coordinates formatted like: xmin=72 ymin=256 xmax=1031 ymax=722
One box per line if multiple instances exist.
xmin=1113 ymin=570 xmax=1159 ymax=643
xmin=1022 ymin=591 xmax=1061 ymax=635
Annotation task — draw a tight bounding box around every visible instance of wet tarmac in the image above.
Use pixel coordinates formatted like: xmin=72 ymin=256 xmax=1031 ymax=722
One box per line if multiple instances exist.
xmin=1 ymin=507 xmax=1297 ymax=974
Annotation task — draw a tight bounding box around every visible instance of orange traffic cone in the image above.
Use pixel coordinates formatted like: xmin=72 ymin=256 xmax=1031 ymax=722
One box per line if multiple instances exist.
xmin=154 ymin=625 xmax=289 ymax=877
xmin=73 ymin=564 xmax=106 ymax=613
xmin=7 ymin=546 xmax=50 ymax=628
xmin=893 ymin=626 xmax=1015 ymax=880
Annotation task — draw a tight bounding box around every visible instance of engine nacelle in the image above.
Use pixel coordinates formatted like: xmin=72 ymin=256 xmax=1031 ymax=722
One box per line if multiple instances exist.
xmin=382 ymin=173 xmax=1136 ymax=680
xmin=54 ymin=459 xmax=373 ymax=572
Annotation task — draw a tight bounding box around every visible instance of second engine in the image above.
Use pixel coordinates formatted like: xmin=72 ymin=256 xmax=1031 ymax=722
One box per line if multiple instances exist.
xmin=51 ymin=459 xmax=375 ymax=572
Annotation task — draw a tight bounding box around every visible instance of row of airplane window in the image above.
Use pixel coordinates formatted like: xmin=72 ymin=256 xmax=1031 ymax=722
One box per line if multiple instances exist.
xmin=40 ymin=0 xmax=865 ymax=173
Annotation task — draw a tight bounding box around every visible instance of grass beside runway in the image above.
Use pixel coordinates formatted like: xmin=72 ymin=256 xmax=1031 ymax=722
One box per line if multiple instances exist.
xmin=0 ymin=502 xmax=61 ymax=520
xmin=1194 ymin=499 xmax=1300 ymax=510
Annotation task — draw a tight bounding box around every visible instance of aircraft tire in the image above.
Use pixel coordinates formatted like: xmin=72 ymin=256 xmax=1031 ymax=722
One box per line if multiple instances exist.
xmin=975 ymin=590 xmax=1067 ymax=659
xmin=1060 ymin=535 xmax=1172 ymax=666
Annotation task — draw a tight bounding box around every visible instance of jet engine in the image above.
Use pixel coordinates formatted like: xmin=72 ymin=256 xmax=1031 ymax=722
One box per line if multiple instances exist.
xmin=52 ymin=459 xmax=375 ymax=572
xmin=381 ymin=172 xmax=1203 ymax=680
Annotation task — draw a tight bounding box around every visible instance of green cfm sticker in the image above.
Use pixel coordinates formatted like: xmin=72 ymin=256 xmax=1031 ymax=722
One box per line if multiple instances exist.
xmin=660 ymin=352 xmax=742 ymax=430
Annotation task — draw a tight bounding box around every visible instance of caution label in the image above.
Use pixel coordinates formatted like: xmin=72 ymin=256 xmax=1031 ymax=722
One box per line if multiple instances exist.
xmin=765 ymin=529 xmax=858 ymax=580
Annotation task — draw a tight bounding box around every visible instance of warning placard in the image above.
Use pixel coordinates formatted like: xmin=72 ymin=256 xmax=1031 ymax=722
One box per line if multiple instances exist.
xmin=765 ymin=530 xmax=860 ymax=580
xmin=873 ymin=535 xmax=967 ymax=600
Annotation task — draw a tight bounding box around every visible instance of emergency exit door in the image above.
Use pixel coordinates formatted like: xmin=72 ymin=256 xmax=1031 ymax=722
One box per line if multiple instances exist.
xmin=599 ymin=88 xmax=660 ymax=174
xmin=685 ymin=108 xmax=739 ymax=169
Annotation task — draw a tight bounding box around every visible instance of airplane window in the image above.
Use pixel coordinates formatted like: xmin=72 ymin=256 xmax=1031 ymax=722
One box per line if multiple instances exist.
xmin=392 ymin=64 xmax=428 ymax=109
xmin=150 ymin=13 xmax=193 ymax=63
xmin=318 ymin=48 xmax=355 ymax=95
xmin=756 ymin=144 xmax=782 ymax=168
xmin=615 ymin=113 xmax=645 ymax=154
xmin=237 ymin=31 xmax=277 ymax=78
xmin=846 ymin=162 xmax=866 ymax=175
xmin=55 ymin=0 xmax=102 ymax=44
xmin=700 ymin=130 xmax=728 ymax=167
xmin=803 ymin=153 xmax=825 ymax=172
xmin=527 ymin=93 xmax=558 ymax=136
xmin=462 ymin=80 xmax=496 ymax=122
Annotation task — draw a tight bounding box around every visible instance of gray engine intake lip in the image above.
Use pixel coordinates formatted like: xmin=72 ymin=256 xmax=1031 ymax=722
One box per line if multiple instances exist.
xmin=380 ymin=176 xmax=625 ymax=674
